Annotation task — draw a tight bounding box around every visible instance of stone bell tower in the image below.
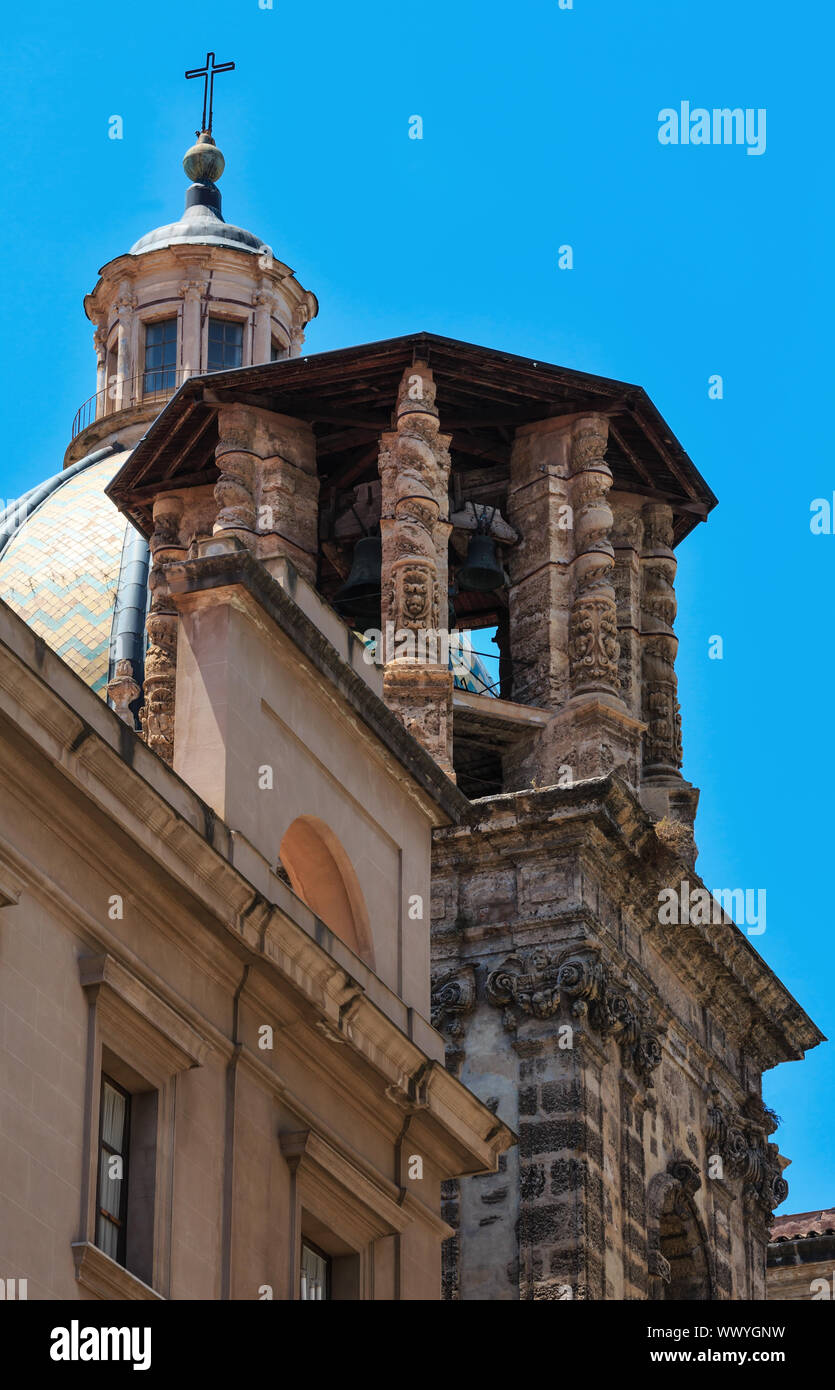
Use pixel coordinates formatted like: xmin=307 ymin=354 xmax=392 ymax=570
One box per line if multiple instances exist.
xmin=418 ymin=352 xmax=823 ymax=1302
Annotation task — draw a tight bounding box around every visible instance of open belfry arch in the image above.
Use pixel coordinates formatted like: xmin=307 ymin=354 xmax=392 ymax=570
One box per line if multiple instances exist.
xmin=106 ymin=326 xmax=823 ymax=1300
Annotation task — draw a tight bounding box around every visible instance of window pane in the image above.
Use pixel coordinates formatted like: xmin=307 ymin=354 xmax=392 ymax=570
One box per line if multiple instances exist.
xmin=207 ymin=318 xmax=243 ymax=371
xmin=96 ymin=1213 xmax=120 ymax=1261
xmin=98 ymin=1146 xmax=124 ymax=1219
xmin=101 ymin=1081 xmax=126 ymax=1149
xmin=300 ymin=1242 xmax=330 ymax=1300
xmin=143 ymin=319 xmax=178 ymax=394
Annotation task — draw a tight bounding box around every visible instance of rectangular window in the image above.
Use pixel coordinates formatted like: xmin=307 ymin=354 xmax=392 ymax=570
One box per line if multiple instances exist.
xmin=95 ymin=1076 xmax=130 ymax=1266
xmin=143 ymin=318 xmax=178 ymax=394
xmin=270 ymin=338 xmax=284 ymax=362
xmin=300 ymin=1240 xmax=331 ymax=1301
xmin=207 ymin=318 xmax=243 ymax=372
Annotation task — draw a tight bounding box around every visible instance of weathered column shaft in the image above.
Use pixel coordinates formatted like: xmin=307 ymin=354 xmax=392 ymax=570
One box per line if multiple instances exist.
xmin=139 ymin=494 xmax=185 ymax=764
xmin=180 ymin=280 xmax=203 ymax=377
xmin=611 ymin=502 xmax=645 ymax=719
xmin=640 ymin=502 xmax=681 ymax=778
xmin=567 ymin=416 xmax=620 ymax=699
xmin=506 ymin=417 xmax=574 ymax=709
xmin=213 ymin=403 xmax=318 ymax=582
xmin=379 ymin=362 xmax=454 ymax=778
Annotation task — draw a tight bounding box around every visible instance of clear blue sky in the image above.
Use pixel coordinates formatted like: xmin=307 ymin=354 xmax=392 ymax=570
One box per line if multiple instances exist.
xmin=1 ymin=0 xmax=832 ymax=1213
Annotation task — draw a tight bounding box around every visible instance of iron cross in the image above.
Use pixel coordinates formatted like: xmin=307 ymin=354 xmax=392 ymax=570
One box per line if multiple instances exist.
xmin=185 ymin=52 xmax=235 ymax=135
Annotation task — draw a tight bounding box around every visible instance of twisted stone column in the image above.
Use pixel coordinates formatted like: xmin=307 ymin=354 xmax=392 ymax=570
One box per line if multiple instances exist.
xmin=380 ymin=363 xmax=454 ymax=778
xmin=139 ymin=495 xmax=185 ymax=764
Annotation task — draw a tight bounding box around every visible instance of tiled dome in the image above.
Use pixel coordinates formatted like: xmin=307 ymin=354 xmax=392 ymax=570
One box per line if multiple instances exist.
xmin=0 ymin=448 xmax=149 ymax=697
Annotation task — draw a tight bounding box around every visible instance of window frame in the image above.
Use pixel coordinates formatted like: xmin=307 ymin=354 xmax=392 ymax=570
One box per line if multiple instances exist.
xmin=142 ymin=316 xmax=179 ymax=397
xmin=207 ymin=315 xmax=245 ymax=373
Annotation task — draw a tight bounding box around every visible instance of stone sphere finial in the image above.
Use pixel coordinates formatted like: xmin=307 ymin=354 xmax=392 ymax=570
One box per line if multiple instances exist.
xmin=183 ymin=131 xmax=225 ymax=184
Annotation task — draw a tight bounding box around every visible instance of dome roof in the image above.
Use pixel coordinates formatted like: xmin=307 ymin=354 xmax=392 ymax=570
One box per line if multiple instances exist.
xmin=130 ymin=200 xmax=264 ymax=257
xmin=0 ymin=447 xmax=149 ymax=697
xmin=130 ymin=130 xmax=264 ymax=257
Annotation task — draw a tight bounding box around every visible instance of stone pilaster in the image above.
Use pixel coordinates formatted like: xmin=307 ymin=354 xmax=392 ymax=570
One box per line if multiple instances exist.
xmin=139 ymin=494 xmax=185 ymax=764
xmin=180 ymin=279 xmax=203 ymax=377
xmin=115 ymin=284 xmax=137 ymax=408
xmin=379 ymin=363 xmax=454 ymax=778
xmin=252 ymin=288 xmax=272 ymax=364
xmin=93 ymin=326 xmax=107 ymax=411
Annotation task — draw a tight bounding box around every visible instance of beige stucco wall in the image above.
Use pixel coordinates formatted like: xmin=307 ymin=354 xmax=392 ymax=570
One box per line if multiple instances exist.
xmin=173 ymin=589 xmax=435 ymax=1015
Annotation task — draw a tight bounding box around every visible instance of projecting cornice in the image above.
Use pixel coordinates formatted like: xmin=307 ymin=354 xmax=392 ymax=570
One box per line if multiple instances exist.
xmin=433 ymin=777 xmax=825 ymax=1069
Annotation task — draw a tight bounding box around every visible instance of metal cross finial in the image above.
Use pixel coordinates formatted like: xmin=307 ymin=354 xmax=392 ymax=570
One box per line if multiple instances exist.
xmin=185 ymin=51 xmax=235 ymax=135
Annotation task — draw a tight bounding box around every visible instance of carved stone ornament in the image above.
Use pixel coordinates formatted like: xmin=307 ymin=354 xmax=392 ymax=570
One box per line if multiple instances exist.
xmin=485 ymin=946 xmax=664 ymax=1083
xmin=431 ymin=966 xmax=476 ymax=1039
xmin=705 ymin=1088 xmax=788 ymax=1214
xmin=568 ymin=595 xmax=620 ymax=689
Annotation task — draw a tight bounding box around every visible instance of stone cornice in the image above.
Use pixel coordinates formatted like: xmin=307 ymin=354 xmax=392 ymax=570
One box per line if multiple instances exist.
xmin=432 ymin=776 xmax=824 ymax=1067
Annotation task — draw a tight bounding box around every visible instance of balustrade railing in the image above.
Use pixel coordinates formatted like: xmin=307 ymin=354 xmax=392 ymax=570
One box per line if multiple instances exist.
xmin=71 ymin=369 xmax=194 ymax=439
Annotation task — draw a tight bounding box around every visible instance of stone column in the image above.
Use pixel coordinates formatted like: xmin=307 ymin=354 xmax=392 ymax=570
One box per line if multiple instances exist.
xmin=639 ymin=503 xmax=680 ymax=778
xmin=139 ymin=495 xmax=185 ymax=764
xmin=567 ymin=416 xmax=620 ymax=700
xmin=211 ymin=404 xmax=319 ymax=581
xmin=379 ymin=362 xmax=454 ymax=778
xmin=505 ymin=416 xmax=574 ymax=710
xmin=504 ymin=415 xmax=644 ymax=790
xmin=611 ymin=502 xmax=645 ymax=722
xmin=213 ymin=405 xmax=259 ymax=550
xmin=180 ymin=279 xmax=203 ymax=378
xmin=638 ymin=502 xmax=700 ymax=842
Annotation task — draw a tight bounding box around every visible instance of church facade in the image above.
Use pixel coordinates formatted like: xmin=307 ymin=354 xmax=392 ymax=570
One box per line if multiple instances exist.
xmin=0 ymin=109 xmax=823 ymax=1301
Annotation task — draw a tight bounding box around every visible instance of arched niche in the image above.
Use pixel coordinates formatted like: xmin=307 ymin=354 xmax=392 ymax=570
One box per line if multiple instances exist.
xmin=647 ymin=1160 xmax=714 ymax=1301
xmin=279 ymin=816 xmax=374 ymax=968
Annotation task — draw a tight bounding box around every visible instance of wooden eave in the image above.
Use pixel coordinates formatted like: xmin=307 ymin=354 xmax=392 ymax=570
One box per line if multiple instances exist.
xmin=105 ymin=332 xmax=718 ymax=542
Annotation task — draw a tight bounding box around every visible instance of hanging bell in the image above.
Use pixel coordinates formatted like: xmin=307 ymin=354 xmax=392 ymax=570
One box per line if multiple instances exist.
xmin=333 ymin=535 xmax=382 ymax=628
xmin=456 ymin=527 xmax=505 ymax=593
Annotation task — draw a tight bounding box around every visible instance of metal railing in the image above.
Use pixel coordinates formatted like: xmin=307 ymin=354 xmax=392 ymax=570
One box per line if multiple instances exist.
xmin=70 ymin=369 xmax=194 ymax=439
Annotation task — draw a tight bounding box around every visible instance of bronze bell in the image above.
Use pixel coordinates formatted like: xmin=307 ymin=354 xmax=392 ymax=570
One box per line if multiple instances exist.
xmin=333 ymin=535 xmax=382 ymax=628
xmin=456 ymin=527 xmax=505 ymax=593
